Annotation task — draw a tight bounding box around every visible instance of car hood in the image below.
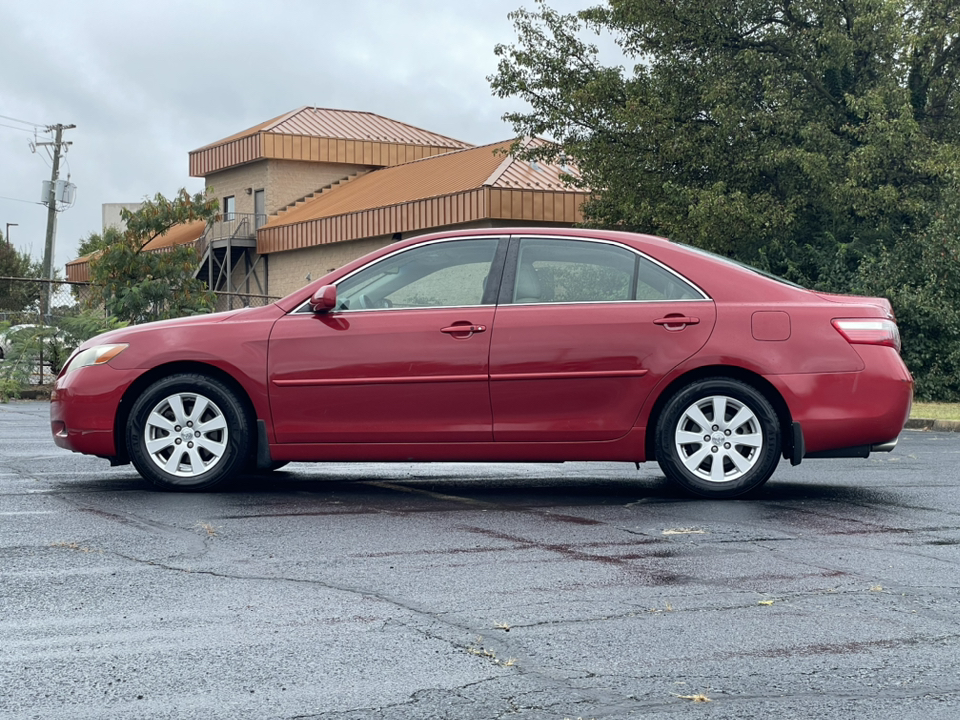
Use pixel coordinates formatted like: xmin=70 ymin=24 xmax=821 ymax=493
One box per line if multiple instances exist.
xmin=80 ymin=306 xmax=273 ymax=348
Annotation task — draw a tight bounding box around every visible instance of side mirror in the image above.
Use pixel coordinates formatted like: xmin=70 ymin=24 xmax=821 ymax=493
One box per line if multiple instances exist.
xmin=309 ymin=284 xmax=337 ymax=313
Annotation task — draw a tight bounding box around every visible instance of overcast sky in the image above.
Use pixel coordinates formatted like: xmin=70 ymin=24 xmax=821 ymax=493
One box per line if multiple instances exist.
xmin=0 ymin=0 xmax=601 ymax=274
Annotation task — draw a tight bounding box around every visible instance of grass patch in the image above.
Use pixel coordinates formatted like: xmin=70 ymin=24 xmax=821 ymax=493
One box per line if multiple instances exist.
xmin=911 ymin=402 xmax=960 ymax=421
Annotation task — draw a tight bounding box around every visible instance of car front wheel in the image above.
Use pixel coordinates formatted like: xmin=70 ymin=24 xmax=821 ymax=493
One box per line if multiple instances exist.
xmin=655 ymin=378 xmax=781 ymax=498
xmin=126 ymin=374 xmax=251 ymax=491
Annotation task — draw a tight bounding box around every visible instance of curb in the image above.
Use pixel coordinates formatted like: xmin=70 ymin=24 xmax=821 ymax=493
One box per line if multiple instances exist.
xmin=905 ymin=418 xmax=960 ymax=432
xmin=18 ymin=387 xmax=52 ymax=401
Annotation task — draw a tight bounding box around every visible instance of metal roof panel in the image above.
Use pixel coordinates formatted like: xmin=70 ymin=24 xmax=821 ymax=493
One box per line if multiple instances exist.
xmin=264 ymin=139 xmax=582 ymax=228
xmin=193 ymin=107 xmax=471 ymax=155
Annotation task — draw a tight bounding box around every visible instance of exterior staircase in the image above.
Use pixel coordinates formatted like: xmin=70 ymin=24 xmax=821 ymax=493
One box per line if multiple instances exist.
xmin=193 ymin=170 xmax=369 ymax=305
xmin=268 ymin=170 xmax=369 ymax=222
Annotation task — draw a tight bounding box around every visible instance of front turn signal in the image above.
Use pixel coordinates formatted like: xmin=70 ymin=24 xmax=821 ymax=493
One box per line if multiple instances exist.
xmin=61 ymin=344 xmax=129 ymax=377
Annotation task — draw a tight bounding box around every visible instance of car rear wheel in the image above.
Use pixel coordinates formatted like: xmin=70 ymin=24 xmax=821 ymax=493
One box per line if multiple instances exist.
xmin=656 ymin=378 xmax=781 ymax=498
xmin=126 ymin=374 xmax=251 ymax=491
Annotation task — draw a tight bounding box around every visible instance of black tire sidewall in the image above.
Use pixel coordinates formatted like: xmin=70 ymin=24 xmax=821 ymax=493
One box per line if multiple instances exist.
xmin=126 ymin=373 xmax=251 ymax=491
xmin=656 ymin=378 xmax=781 ymax=498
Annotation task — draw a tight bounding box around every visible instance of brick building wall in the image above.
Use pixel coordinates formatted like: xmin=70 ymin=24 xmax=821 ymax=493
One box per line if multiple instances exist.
xmin=267 ymin=235 xmax=392 ymax=296
xmin=203 ymin=163 xmax=268 ymax=216
xmin=203 ymin=159 xmax=372 ymax=218
xmin=265 ymin=160 xmax=370 ymax=214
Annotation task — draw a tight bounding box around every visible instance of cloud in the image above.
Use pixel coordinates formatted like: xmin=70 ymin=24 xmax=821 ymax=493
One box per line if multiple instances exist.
xmin=0 ymin=0 xmax=590 ymax=269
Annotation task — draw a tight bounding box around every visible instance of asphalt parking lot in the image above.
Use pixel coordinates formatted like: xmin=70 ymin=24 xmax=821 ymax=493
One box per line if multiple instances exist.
xmin=2 ymin=400 xmax=960 ymax=719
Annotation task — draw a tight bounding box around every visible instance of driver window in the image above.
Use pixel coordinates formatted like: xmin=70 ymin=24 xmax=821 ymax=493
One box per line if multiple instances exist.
xmin=335 ymin=238 xmax=500 ymax=310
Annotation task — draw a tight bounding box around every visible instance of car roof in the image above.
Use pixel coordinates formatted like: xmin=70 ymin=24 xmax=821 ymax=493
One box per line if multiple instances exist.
xmin=274 ymin=227 xmax=810 ymax=311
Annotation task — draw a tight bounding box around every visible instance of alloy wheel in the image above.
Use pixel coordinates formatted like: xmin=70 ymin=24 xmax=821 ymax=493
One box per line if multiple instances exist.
xmin=143 ymin=392 xmax=229 ymax=478
xmin=673 ymin=394 xmax=764 ymax=483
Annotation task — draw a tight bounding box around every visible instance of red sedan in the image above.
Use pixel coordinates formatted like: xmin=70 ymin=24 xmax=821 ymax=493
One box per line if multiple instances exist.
xmin=50 ymin=228 xmax=913 ymax=497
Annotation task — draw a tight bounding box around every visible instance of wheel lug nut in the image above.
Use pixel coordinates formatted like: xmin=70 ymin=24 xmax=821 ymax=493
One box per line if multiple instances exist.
xmin=724 ymin=430 xmax=731 ymax=436
xmin=188 ymin=442 xmax=194 ymax=448
xmin=704 ymin=435 xmax=710 ymax=442
xmin=175 ymin=439 xmax=182 ymax=445
xmin=187 ymin=422 xmax=193 ymax=427
xmin=711 ymin=446 xmax=718 ymax=453
xmin=712 ymin=425 xmax=719 ymax=431
xmin=175 ymin=426 xmax=181 ymax=431
xmin=724 ymin=443 xmax=731 ymax=449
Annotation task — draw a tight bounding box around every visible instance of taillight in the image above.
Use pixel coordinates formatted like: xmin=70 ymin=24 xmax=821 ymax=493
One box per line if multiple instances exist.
xmin=832 ymin=318 xmax=901 ymax=353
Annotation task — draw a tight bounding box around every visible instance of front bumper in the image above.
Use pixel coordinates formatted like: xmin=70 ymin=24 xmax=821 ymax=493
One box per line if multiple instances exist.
xmin=50 ymin=365 xmax=142 ymax=458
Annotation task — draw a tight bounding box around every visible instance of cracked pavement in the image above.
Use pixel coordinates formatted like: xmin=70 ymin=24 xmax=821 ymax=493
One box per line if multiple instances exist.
xmin=2 ymin=400 xmax=960 ymax=718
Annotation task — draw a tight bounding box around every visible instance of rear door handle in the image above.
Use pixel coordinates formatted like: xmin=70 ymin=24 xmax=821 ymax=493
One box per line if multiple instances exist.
xmin=441 ymin=324 xmax=486 ymax=337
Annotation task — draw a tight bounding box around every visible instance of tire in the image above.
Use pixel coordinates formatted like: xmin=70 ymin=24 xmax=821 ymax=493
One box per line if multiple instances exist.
xmin=126 ymin=373 xmax=252 ymax=491
xmin=655 ymin=378 xmax=781 ymax=498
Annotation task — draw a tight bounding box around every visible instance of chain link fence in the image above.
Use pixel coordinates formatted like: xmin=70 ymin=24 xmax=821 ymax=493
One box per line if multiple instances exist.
xmin=1 ymin=277 xmax=279 ymax=391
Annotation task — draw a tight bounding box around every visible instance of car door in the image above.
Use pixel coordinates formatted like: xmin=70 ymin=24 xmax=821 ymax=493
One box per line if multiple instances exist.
xmin=268 ymin=237 xmax=506 ymax=443
xmin=489 ymin=236 xmax=716 ymax=442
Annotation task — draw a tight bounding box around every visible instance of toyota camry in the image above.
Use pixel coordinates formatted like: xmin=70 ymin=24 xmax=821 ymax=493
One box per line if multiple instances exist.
xmin=50 ymin=228 xmax=913 ymax=498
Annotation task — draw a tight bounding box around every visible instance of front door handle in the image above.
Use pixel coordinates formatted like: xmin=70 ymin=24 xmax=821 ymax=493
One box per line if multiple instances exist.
xmin=654 ymin=316 xmax=700 ymax=330
xmin=441 ymin=324 xmax=486 ymax=338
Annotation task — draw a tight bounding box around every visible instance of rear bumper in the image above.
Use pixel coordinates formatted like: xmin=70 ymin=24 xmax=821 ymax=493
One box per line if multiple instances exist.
xmin=870 ymin=438 xmax=899 ymax=453
xmin=767 ymin=346 xmax=913 ymax=457
xmin=804 ymin=436 xmax=899 ymax=459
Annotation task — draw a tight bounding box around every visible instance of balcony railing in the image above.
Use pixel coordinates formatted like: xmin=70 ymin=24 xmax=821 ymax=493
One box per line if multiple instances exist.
xmin=196 ymin=212 xmax=267 ymax=258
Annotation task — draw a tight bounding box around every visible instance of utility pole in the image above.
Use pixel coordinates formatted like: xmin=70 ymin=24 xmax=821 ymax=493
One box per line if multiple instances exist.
xmin=36 ymin=123 xmax=75 ymax=317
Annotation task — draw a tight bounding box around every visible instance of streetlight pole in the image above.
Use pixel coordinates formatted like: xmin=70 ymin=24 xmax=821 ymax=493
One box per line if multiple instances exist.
xmin=3 ymin=223 xmax=16 ymax=243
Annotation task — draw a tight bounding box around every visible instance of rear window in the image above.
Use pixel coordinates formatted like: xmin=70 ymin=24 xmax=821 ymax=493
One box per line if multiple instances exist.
xmin=679 ymin=244 xmax=806 ymax=289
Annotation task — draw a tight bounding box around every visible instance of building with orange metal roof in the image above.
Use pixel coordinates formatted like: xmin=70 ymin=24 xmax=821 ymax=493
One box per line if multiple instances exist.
xmin=65 ymin=220 xmax=207 ymax=283
xmin=68 ymin=107 xmax=589 ymax=300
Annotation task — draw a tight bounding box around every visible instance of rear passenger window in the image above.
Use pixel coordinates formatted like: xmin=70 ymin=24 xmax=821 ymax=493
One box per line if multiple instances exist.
xmin=510 ymin=238 xmax=702 ymax=304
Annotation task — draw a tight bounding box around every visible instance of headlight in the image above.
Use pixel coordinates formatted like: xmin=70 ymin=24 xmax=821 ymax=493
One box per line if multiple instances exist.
xmin=61 ymin=344 xmax=129 ymax=376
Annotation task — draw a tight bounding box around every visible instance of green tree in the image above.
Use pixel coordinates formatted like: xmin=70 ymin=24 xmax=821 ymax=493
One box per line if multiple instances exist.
xmin=857 ymin=180 xmax=960 ymax=400
xmin=87 ymin=189 xmax=218 ymax=324
xmin=0 ymin=232 xmax=44 ymax=313
xmin=490 ymin=0 xmax=960 ymax=289
xmin=76 ymin=226 xmax=123 ymax=259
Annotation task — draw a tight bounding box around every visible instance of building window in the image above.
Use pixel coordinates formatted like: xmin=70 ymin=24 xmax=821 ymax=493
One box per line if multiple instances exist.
xmin=254 ymin=189 xmax=265 ymax=229
xmin=223 ymin=196 xmax=235 ymax=222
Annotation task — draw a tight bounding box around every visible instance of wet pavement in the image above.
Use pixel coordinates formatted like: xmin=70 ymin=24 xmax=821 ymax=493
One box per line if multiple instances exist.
xmin=2 ymin=400 xmax=960 ymax=719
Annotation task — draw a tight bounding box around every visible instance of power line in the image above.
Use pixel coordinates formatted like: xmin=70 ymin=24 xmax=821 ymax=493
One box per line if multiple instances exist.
xmin=0 ymin=122 xmax=36 ymax=134
xmin=0 ymin=195 xmax=42 ymax=205
xmin=0 ymin=113 xmax=44 ymax=127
